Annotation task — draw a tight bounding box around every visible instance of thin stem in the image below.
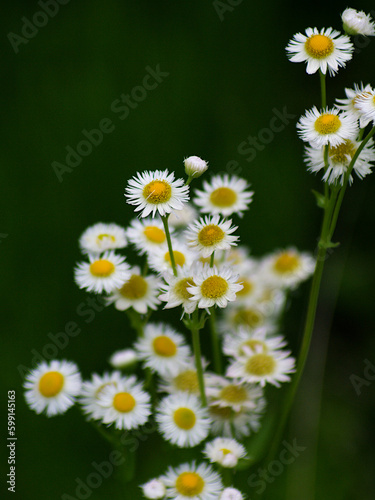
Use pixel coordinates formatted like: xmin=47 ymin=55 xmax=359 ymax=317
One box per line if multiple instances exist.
xmin=190 ymin=310 xmax=207 ymax=407
xmin=210 ymin=251 xmax=215 ymax=268
xmin=319 ymin=70 xmax=326 ymax=109
xmin=161 ymin=214 xmax=178 ymax=277
xmin=209 ymin=307 xmax=223 ymax=374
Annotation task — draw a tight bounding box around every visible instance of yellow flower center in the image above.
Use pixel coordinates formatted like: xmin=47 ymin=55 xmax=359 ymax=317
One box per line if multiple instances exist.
xmin=236 ymin=277 xmax=253 ymax=297
xmin=143 ymin=180 xmax=172 ymax=204
xmin=220 ymin=385 xmax=248 ymax=404
xmin=314 ymin=114 xmax=341 ymax=135
xmin=164 ymin=250 xmax=186 ymax=267
xmin=94 ymin=381 xmax=117 ymax=398
xmin=197 ymin=225 xmax=225 ymax=247
xmin=119 ymin=274 xmax=148 ymax=299
xmin=329 ymin=140 xmax=356 ymax=165
xmin=97 ymin=233 xmax=115 ymax=242
xmin=274 ymin=253 xmax=300 ymax=274
xmin=305 ymin=34 xmax=334 ymax=59
xmin=241 ymin=339 xmax=268 ymax=354
xmin=210 ymin=187 xmax=237 ymax=207
xmin=39 ymin=371 xmax=64 ymax=397
xmin=152 ymin=335 xmax=177 ymax=357
xmin=201 ymin=276 xmax=228 ymax=299
xmin=173 ymin=408 xmax=196 ymax=430
xmin=143 ymin=226 xmax=166 ymax=244
xmin=176 ymin=472 xmax=204 ymax=496
xmin=174 ymin=370 xmax=199 ymax=393
xmin=246 ymin=353 xmax=276 ymax=376
xmin=90 ymin=259 xmax=115 ymax=277
xmin=113 ymin=392 xmax=136 ymax=413
xmin=209 ymin=404 xmax=234 ymax=420
xmin=174 ymin=277 xmax=195 ymax=300
xmin=220 ymin=448 xmax=232 ymax=455
xmin=233 ymin=308 xmax=263 ymax=328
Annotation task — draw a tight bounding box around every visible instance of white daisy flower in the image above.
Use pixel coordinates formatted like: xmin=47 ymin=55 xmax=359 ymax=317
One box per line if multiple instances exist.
xmin=185 ymin=215 xmax=239 ymax=258
xmin=194 ymin=175 xmax=253 ymax=218
xmin=126 ymin=217 xmax=169 ymax=255
xmin=297 ymin=107 xmax=358 ymax=148
xmin=79 ymin=222 xmax=127 ymax=254
xmin=226 ymin=347 xmax=296 ymax=388
xmin=125 ymin=170 xmax=189 ymax=218
xmin=219 ymin=304 xmax=277 ymax=333
xmin=79 ymin=371 xmax=123 ymax=421
xmin=109 ymin=349 xmax=138 ymax=369
xmin=203 ymin=437 xmax=247 ymax=468
xmin=259 ymin=248 xmax=315 ymax=289
xmin=168 ymin=202 xmax=199 ymax=229
xmin=286 ymin=27 xmax=353 ymax=76
xmin=342 ymin=8 xmax=375 ymax=36
xmin=147 ymin=239 xmax=197 ymax=273
xmin=134 ymin=323 xmax=191 ymax=378
xmin=188 ymin=263 xmax=243 ymax=309
xmin=184 ymin=155 xmax=209 ymax=179
xmin=354 ymin=88 xmax=375 ymax=125
xmin=106 ymin=266 xmax=162 ymax=314
xmin=223 ymin=326 xmax=287 ymax=360
xmin=156 ymin=393 xmax=211 ymax=448
xmin=141 ymin=478 xmax=166 ymax=499
xmin=208 ymin=402 xmax=265 ymax=439
xmin=24 ymin=360 xmax=81 ymax=417
xmin=305 ymin=138 xmax=375 ymax=184
xmin=159 ymin=267 xmax=199 ymax=315
xmin=220 ymin=487 xmax=245 ymax=500
xmin=74 ymin=251 xmax=131 ymax=294
xmin=97 ymin=375 xmax=151 ymax=430
xmin=336 ymin=83 xmax=374 ymax=129
xmin=161 ymin=461 xmax=222 ymax=500
xmin=158 ymin=359 xmax=208 ymax=396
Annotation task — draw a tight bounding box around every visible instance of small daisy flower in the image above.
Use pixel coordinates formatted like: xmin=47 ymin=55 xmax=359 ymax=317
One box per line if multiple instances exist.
xmin=126 ymin=217 xmax=171 ymax=255
xmin=342 ymin=8 xmax=375 ymax=36
xmin=156 ymin=393 xmax=211 ymax=448
xmin=148 ymin=239 xmax=197 ymax=274
xmin=185 ymin=215 xmax=239 ymax=258
xmin=106 ymin=266 xmax=162 ymax=314
xmin=305 ymin=138 xmax=375 ymax=184
xmin=24 ymin=360 xmax=81 ymax=417
xmin=158 ymin=359 xmax=208 ymax=396
xmin=79 ymin=222 xmax=127 ymax=254
xmin=184 ymin=155 xmax=209 ymax=178
xmin=226 ymin=348 xmax=295 ymax=387
xmin=109 ymin=349 xmax=138 ymax=369
xmin=159 ymin=267 xmax=199 ymax=315
xmin=220 ymin=304 xmax=276 ymax=333
xmin=220 ymin=487 xmax=245 ymax=500
xmin=297 ymin=107 xmax=358 ymax=148
xmin=194 ymin=175 xmax=253 ymax=218
xmin=161 ymin=461 xmax=222 ymax=500
xmin=189 ymin=263 xmax=243 ymax=309
xmin=97 ymin=376 xmax=151 ymax=430
xmin=223 ymin=326 xmax=287 ymax=360
xmin=125 ymin=170 xmax=189 ymax=218
xmin=259 ymin=248 xmax=315 ymax=289
xmin=208 ymin=402 xmax=265 ymax=439
xmin=141 ymin=478 xmax=166 ymax=499
xmin=74 ymin=251 xmax=131 ymax=294
xmin=134 ymin=323 xmax=191 ymax=378
xmin=354 ymin=88 xmax=375 ymax=125
xmin=168 ymin=202 xmax=199 ymax=229
xmin=203 ymin=437 xmax=247 ymax=468
xmin=336 ymin=83 xmax=374 ymax=128
xmin=286 ymin=27 xmax=353 ymax=76
xmin=79 ymin=371 xmax=123 ymax=421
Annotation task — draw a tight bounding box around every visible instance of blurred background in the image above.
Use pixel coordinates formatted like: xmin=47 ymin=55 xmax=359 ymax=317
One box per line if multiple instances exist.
xmin=1 ymin=0 xmax=375 ymax=498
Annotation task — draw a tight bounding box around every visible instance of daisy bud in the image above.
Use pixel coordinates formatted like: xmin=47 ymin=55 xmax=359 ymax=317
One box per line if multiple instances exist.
xmin=184 ymin=155 xmax=208 ymax=178
xmin=342 ymin=8 xmax=375 ymax=36
xmin=220 ymin=487 xmax=245 ymax=500
xmin=109 ymin=349 xmax=138 ymax=369
xmin=141 ymin=478 xmax=166 ymax=499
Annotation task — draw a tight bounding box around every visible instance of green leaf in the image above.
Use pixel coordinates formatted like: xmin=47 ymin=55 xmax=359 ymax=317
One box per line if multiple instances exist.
xmin=312 ymin=189 xmax=326 ymax=209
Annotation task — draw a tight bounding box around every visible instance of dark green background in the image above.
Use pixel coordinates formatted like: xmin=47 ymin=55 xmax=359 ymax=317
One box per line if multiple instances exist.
xmin=1 ymin=0 xmax=375 ymax=498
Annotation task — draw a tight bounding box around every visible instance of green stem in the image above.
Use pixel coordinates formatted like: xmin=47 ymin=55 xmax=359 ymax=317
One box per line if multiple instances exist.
xmin=210 ymin=251 xmax=215 ymax=268
xmin=161 ymin=214 xmax=178 ymax=277
xmin=209 ymin=307 xmax=223 ymax=374
xmin=319 ymin=70 xmax=326 ymax=109
xmin=190 ymin=310 xmax=207 ymax=407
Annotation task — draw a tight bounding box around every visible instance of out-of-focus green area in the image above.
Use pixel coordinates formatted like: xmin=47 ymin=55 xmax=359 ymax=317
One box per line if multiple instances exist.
xmin=1 ymin=0 xmax=375 ymax=499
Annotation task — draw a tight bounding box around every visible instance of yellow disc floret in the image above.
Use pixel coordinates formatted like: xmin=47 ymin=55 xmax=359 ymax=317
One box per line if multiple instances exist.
xmin=113 ymin=392 xmax=136 ymax=413
xmin=197 ymin=225 xmax=225 ymax=247
xmin=97 ymin=233 xmax=115 ymax=242
xmin=210 ymin=187 xmax=237 ymax=207
xmin=176 ymin=472 xmax=204 ymax=496
xmin=233 ymin=308 xmax=263 ymax=328
xmin=329 ymin=140 xmax=356 ymax=165
xmin=241 ymin=339 xmax=268 ymax=355
xmin=173 ymin=408 xmax=196 ymax=430
xmin=39 ymin=371 xmax=64 ymax=397
xmin=236 ymin=277 xmax=253 ymax=297
xmin=174 ymin=370 xmax=199 ymax=393
xmin=143 ymin=180 xmax=172 ymax=204
xmin=246 ymin=353 xmax=276 ymax=376
xmin=220 ymin=385 xmax=248 ymax=404
xmin=143 ymin=226 xmax=166 ymax=244
xmin=174 ymin=278 xmax=195 ymax=300
xmin=153 ymin=335 xmax=177 ymax=357
xmin=274 ymin=253 xmax=300 ymax=274
xmin=201 ymin=276 xmax=228 ymax=299
xmin=314 ymin=114 xmax=341 ymax=135
xmin=164 ymin=251 xmax=186 ymax=267
xmin=90 ymin=259 xmax=115 ymax=277
xmin=119 ymin=275 xmax=148 ymax=299
xmin=305 ymin=34 xmax=334 ymax=59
